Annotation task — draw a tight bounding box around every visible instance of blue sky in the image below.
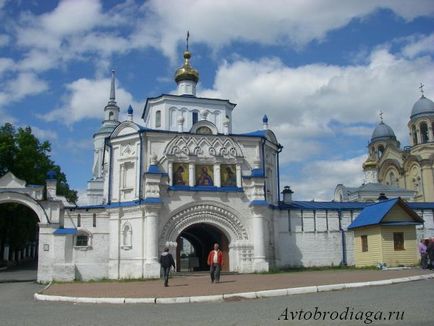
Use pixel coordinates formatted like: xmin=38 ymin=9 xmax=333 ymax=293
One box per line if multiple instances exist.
xmin=0 ymin=0 xmax=433 ymax=202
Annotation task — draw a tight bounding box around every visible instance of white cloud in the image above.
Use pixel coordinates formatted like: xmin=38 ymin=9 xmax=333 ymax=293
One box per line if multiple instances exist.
xmin=30 ymin=126 xmax=58 ymax=142
xmin=282 ymin=155 xmax=366 ymax=201
xmin=43 ymin=77 xmax=140 ymax=125
xmin=0 ymin=73 xmax=48 ymax=112
xmin=199 ymin=46 xmax=434 ymax=149
xmin=133 ymin=0 xmax=434 ymax=61
xmin=0 ymin=57 xmax=15 ymax=76
xmin=402 ymin=33 xmax=434 ymax=58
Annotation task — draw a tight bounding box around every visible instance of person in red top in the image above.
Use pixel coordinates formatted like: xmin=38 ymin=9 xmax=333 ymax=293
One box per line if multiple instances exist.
xmin=207 ymin=243 xmax=223 ymax=283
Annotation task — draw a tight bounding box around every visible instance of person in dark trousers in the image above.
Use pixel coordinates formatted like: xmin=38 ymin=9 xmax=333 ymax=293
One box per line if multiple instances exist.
xmin=207 ymin=243 xmax=223 ymax=283
xmin=160 ymin=247 xmax=175 ymax=287
xmin=427 ymin=238 xmax=434 ymax=270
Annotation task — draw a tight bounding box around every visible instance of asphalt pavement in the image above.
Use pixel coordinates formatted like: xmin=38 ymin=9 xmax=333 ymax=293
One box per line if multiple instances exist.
xmin=1 ymin=278 xmax=433 ymax=325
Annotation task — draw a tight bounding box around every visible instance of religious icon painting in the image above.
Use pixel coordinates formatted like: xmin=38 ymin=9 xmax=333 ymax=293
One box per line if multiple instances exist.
xmin=195 ymin=165 xmax=214 ymax=186
xmin=172 ymin=163 xmax=188 ymax=186
xmin=221 ymin=164 xmax=237 ymax=187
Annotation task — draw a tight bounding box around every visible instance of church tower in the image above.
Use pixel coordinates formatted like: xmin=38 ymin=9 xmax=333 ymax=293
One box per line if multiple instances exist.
xmin=86 ymin=70 xmax=120 ymax=205
xmin=406 ymin=84 xmax=434 ymax=201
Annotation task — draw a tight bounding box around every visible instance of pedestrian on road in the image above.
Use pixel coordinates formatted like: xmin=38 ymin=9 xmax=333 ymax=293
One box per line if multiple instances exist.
xmin=207 ymin=243 xmax=223 ymax=283
xmin=427 ymin=238 xmax=434 ymax=270
xmin=418 ymin=239 xmax=428 ymax=269
xmin=160 ymin=247 xmax=175 ymax=287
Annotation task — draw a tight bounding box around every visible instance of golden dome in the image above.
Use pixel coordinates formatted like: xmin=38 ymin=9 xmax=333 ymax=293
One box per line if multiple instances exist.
xmin=174 ymin=50 xmax=199 ymax=84
xmin=362 ymin=158 xmax=377 ymax=170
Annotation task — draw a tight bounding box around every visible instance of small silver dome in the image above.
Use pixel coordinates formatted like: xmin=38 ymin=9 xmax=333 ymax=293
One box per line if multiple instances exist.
xmin=371 ymin=121 xmax=396 ymax=142
xmin=411 ymin=95 xmax=434 ymax=118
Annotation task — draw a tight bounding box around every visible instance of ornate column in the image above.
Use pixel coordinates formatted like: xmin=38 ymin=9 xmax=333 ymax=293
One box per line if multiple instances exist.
xmin=168 ymin=162 xmax=173 ymax=186
xmin=189 ymin=163 xmax=195 ymax=187
xmin=428 ymin=126 xmax=433 ymax=142
xmin=214 ymin=164 xmax=221 ymax=187
xmin=143 ymin=207 xmax=161 ymax=278
xmin=250 ymin=206 xmax=269 ymax=272
xmin=421 ymin=160 xmax=434 ymax=201
xmin=236 ymin=164 xmax=242 ymax=188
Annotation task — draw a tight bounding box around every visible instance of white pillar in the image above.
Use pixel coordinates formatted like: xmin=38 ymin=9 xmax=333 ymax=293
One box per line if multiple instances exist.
xmin=214 ymin=164 xmax=221 ymax=187
xmin=168 ymin=162 xmax=173 ymax=186
xmin=236 ymin=164 xmax=242 ymax=188
xmin=428 ymin=126 xmax=433 ymax=142
xmin=189 ymin=163 xmax=195 ymax=187
xmin=252 ymin=213 xmax=269 ymax=272
xmin=3 ymin=245 xmax=9 ymax=261
xmin=146 ymin=212 xmax=158 ymax=263
xmin=144 ymin=209 xmax=160 ymax=278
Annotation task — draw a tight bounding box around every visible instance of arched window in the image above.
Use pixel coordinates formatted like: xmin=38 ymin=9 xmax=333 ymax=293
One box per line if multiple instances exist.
xmin=412 ymin=125 xmax=418 ymax=145
xmin=75 ymin=230 xmax=92 ymax=248
xmin=196 ymin=126 xmax=212 ymax=135
xmin=122 ymin=223 xmax=132 ymax=249
xmin=420 ymin=122 xmax=429 ymax=143
xmin=77 ymin=213 xmax=81 ymax=227
xmin=377 ymin=145 xmax=385 ymax=159
xmin=388 ymin=171 xmax=397 ymax=187
xmin=92 ymin=213 xmax=96 ymax=227
xmin=155 ymin=110 xmax=161 ymax=128
xmin=109 ymin=111 xmax=114 ymax=120
xmin=192 ymin=111 xmax=198 ymax=125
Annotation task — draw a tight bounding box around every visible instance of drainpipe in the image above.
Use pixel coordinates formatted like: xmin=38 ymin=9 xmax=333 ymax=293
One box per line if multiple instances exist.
xmin=338 ymin=210 xmax=347 ymax=266
xmin=139 ymin=133 xmax=143 ymax=202
xmin=107 ymin=140 xmax=113 ymax=205
xmin=277 ymin=144 xmax=283 ymax=203
xmin=261 ymin=138 xmax=266 ymax=200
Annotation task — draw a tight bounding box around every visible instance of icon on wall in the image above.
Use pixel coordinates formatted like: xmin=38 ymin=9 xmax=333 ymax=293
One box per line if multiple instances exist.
xmin=173 ymin=163 xmax=189 ymax=185
xmin=221 ymin=164 xmax=236 ymax=186
xmin=195 ymin=165 xmax=214 ymax=186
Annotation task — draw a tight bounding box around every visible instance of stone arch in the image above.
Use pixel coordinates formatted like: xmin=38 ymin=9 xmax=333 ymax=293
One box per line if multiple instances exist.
xmin=159 ymin=201 xmax=248 ymax=248
xmin=0 ymin=191 xmax=49 ymax=224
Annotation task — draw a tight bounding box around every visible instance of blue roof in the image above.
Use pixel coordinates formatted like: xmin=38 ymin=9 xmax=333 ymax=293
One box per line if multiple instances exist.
xmin=348 ymin=198 xmax=423 ymax=230
xmin=147 ymin=164 xmax=161 ymax=173
xmin=249 ymin=200 xmax=270 ymax=207
xmin=237 ymin=130 xmax=267 ymax=138
xmin=53 ymin=228 xmax=77 ymax=235
xmin=169 ymin=185 xmax=243 ymax=192
xmin=251 ymin=168 xmax=265 ymax=177
xmin=281 ymin=201 xmax=370 ymax=210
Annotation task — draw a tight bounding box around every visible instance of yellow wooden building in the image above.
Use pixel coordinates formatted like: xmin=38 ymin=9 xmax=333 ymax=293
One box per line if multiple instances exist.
xmin=348 ymin=198 xmax=424 ymax=267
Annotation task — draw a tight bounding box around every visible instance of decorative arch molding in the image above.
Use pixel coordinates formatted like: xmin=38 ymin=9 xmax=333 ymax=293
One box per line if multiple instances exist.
xmin=159 ymin=201 xmax=248 ymax=248
xmin=0 ymin=191 xmax=49 ymax=224
xmin=110 ymin=120 xmax=141 ymax=138
xmin=163 ymin=135 xmax=244 ymax=160
xmin=403 ymin=155 xmax=422 ymax=172
xmin=378 ymin=159 xmax=402 ymax=181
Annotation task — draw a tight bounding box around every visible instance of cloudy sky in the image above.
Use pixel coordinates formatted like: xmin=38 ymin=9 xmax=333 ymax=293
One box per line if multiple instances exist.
xmin=1 ymin=0 xmax=433 ymax=202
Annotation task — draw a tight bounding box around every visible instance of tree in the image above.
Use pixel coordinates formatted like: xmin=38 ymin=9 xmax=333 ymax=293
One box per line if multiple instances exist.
xmin=0 ymin=123 xmax=78 ymax=263
xmin=0 ymin=123 xmax=77 ymax=202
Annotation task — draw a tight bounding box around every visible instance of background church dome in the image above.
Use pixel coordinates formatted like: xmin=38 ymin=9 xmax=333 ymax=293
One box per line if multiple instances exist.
xmin=411 ymin=95 xmax=434 ymax=118
xmin=371 ymin=121 xmax=396 ymax=142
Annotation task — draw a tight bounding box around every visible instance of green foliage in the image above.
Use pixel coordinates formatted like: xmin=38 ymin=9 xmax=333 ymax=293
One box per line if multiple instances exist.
xmin=0 ymin=123 xmax=77 ymax=203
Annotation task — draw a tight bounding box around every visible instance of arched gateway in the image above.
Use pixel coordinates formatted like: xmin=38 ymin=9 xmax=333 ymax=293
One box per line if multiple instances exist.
xmin=159 ymin=202 xmax=254 ymax=273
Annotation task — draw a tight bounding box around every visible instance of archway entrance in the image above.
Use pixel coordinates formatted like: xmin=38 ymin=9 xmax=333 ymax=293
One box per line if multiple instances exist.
xmin=176 ymin=223 xmax=229 ymax=272
xmin=0 ymin=203 xmax=39 ymax=272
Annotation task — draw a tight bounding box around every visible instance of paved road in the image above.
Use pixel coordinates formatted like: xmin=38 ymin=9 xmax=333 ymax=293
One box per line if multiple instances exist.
xmin=0 ymin=260 xmax=37 ymax=283
xmin=1 ymin=280 xmax=433 ymax=326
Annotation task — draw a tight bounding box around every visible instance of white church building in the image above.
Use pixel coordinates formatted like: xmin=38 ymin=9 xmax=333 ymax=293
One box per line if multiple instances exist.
xmin=5 ymin=47 xmax=432 ymax=282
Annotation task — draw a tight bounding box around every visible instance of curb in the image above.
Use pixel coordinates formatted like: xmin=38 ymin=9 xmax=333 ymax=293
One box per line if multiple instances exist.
xmin=34 ymin=273 xmax=434 ymax=305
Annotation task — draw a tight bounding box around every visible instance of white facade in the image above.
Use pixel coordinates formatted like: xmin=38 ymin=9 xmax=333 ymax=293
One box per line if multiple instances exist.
xmin=3 ymin=50 xmax=433 ymax=282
